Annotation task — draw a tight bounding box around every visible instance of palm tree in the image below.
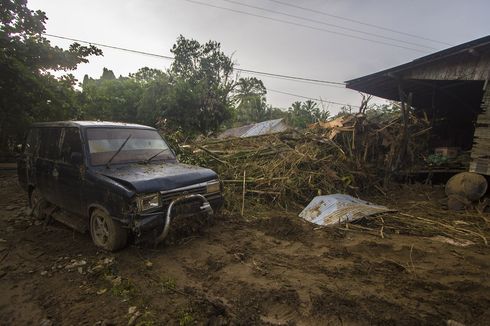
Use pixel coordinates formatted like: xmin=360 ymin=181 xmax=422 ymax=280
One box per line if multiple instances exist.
xmin=233 ymin=77 xmax=268 ymax=123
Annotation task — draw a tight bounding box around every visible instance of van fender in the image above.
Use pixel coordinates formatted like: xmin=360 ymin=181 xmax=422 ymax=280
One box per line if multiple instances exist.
xmin=86 ymin=203 xmax=128 ymax=225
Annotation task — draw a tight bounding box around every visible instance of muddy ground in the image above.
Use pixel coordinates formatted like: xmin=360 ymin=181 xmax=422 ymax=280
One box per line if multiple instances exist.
xmin=1 ymin=172 xmax=489 ymax=326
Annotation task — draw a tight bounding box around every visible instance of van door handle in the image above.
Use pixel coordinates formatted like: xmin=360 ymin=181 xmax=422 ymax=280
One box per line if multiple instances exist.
xmin=52 ymin=168 xmax=59 ymax=178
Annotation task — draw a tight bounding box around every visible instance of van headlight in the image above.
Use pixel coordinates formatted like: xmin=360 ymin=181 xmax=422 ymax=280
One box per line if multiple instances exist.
xmin=137 ymin=193 xmax=161 ymax=211
xmin=206 ymin=180 xmax=221 ymax=194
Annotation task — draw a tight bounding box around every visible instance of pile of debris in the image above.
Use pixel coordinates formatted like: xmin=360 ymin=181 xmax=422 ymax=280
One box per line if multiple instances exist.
xmin=309 ymin=111 xmax=431 ymax=173
xmin=174 ymin=110 xmax=432 ymax=213
xmin=188 ymin=131 xmax=366 ymax=212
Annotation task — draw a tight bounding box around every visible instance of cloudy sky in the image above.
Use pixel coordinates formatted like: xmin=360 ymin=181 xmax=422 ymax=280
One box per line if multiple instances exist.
xmin=29 ymin=0 xmax=489 ymax=114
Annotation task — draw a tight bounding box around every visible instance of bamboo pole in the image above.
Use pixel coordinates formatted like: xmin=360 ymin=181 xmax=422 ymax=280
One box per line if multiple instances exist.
xmin=241 ymin=170 xmax=246 ymax=217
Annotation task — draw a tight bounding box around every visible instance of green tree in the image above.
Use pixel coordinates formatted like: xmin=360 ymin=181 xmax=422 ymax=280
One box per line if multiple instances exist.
xmin=161 ymin=35 xmax=235 ymax=134
xmin=80 ymin=69 xmax=144 ymax=122
xmin=101 ymin=67 xmax=116 ymax=80
xmin=0 ymin=0 xmax=102 ymax=150
xmin=130 ymin=67 xmax=166 ymax=84
xmin=286 ymin=100 xmax=330 ymax=128
xmin=233 ymin=77 xmax=268 ymax=124
xmin=265 ymin=106 xmax=288 ymax=120
xmin=134 ymin=68 xmax=170 ymax=126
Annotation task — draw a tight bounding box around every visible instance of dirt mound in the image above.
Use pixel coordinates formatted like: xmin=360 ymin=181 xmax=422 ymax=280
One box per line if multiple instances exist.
xmin=254 ymin=215 xmax=308 ymax=241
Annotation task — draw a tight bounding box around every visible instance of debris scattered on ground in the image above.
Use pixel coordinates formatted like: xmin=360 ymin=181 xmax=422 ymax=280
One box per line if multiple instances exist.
xmin=64 ymin=259 xmax=87 ymax=270
xmin=430 ymin=236 xmax=475 ymax=247
xmin=127 ymin=312 xmax=142 ymax=326
xmin=97 ymin=288 xmax=108 ymax=295
xmin=299 ymin=194 xmax=393 ymax=226
xmin=39 ymin=318 xmax=53 ymax=326
xmin=127 ymin=306 xmax=137 ymax=315
xmin=127 ymin=306 xmax=142 ymax=326
xmin=0 ymin=173 xmax=489 ymax=325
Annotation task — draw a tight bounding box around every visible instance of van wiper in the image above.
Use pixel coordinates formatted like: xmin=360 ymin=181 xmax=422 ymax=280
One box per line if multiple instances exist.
xmin=144 ymin=148 xmax=169 ymax=164
xmin=105 ymin=134 xmax=132 ymax=168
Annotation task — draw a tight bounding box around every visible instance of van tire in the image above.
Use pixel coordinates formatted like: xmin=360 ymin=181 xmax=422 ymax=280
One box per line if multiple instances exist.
xmin=90 ymin=209 xmax=128 ymax=252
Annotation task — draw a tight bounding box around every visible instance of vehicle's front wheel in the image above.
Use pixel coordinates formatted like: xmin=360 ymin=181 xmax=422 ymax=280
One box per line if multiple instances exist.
xmin=90 ymin=208 xmax=128 ymax=252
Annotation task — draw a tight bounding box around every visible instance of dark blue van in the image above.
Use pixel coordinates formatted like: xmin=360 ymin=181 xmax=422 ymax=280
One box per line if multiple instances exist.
xmin=17 ymin=121 xmax=222 ymax=251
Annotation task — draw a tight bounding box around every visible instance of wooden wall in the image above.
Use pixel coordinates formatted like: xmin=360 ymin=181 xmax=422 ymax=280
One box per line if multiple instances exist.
xmin=403 ymin=51 xmax=490 ymax=81
xmin=470 ymin=85 xmax=490 ymax=175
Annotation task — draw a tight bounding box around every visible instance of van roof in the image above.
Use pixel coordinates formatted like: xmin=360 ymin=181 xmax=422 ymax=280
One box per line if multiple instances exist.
xmin=31 ymin=121 xmax=156 ymax=130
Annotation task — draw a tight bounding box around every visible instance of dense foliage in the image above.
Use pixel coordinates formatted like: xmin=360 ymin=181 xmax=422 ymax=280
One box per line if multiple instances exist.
xmin=0 ymin=0 xmax=102 ymax=151
xmin=0 ymin=0 xmax=344 ymax=153
xmin=286 ymin=100 xmax=331 ymax=128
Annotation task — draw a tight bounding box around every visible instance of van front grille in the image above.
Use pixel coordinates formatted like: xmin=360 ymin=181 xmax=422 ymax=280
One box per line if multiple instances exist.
xmin=160 ymin=186 xmax=207 ymax=205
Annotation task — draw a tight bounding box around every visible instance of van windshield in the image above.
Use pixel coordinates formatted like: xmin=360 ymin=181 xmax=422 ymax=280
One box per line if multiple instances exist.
xmin=86 ymin=128 xmax=175 ymax=166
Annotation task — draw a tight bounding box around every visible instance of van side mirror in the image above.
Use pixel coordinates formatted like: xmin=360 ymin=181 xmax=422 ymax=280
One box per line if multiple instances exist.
xmin=70 ymin=152 xmax=83 ymax=165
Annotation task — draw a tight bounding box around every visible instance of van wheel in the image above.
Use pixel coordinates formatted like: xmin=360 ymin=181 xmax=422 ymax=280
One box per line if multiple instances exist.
xmin=30 ymin=188 xmax=46 ymax=220
xmin=90 ymin=209 xmax=128 ymax=252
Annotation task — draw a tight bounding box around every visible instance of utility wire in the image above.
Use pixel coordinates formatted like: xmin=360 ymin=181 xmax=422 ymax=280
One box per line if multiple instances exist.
xmin=44 ymin=33 xmax=360 ymax=108
xmin=44 ymin=34 xmax=176 ymax=60
xmin=182 ymin=0 xmax=427 ymax=53
xmin=268 ymin=88 xmax=359 ymax=108
xmin=267 ymin=0 xmax=453 ymax=47
xmin=45 ymin=33 xmax=346 ymax=86
xmin=237 ymin=68 xmax=344 ymax=90
xmin=237 ymin=68 xmax=345 ymax=87
xmin=220 ymin=0 xmax=437 ymax=50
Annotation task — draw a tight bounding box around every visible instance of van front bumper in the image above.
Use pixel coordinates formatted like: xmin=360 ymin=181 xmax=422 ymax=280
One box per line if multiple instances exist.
xmin=130 ymin=193 xmax=223 ymax=236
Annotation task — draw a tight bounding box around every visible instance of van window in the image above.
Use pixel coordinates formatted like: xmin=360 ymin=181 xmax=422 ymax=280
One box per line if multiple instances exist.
xmin=86 ymin=128 xmax=174 ymax=166
xmin=38 ymin=128 xmax=62 ymax=160
xmin=61 ymin=128 xmax=83 ymax=163
xmin=25 ymin=128 xmax=39 ymax=155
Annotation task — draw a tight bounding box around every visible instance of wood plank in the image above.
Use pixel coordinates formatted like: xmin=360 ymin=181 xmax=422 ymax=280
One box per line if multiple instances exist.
xmin=470 ymin=160 xmax=490 ymax=175
xmin=472 ymin=137 xmax=490 ymax=147
xmin=474 ymin=128 xmax=490 ymax=138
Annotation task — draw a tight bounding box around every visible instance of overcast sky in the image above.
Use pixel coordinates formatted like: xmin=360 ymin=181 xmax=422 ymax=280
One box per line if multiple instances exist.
xmin=29 ymin=0 xmax=489 ymax=114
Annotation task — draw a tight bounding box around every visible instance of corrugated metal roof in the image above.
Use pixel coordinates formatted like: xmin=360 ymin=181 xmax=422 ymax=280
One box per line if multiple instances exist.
xmin=219 ymin=118 xmax=289 ymax=139
xmin=31 ymin=121 xmax=155 ymax=129
xmin=241 ymin=119 xmax=288 ymax=137
xmin=299 ymin=194 xmax=394 ymax=226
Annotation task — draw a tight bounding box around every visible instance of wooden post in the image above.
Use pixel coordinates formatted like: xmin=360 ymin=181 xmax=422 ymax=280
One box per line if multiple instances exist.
xmin=241 ymin=170 xmax=246 ymax=216
xmin=395 ymin=85 xmax=413 ymax=171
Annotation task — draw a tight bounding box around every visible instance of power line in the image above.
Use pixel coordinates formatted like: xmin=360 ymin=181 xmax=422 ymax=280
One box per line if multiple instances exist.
xmin=44 ymin=33 xmax=361 ymax=108
xmin=44 ymin=33 xmax=346 ymax=86
xmin=267 ymin=0 xmax=453 ymax=47
xmin=220 ymin=0 xmax=437 ymax=50
xmin=239 ymin=71 xmax=346 ymax=88
xmin=267 ymin=88 xmax=359 ymax=108
xmin=237 ymin=68 xmax=344 ymax=87
xmin=182 ymin=0 xmax=428 ymax=53
xmin=44 ymin=34 xmax=175 ymax=60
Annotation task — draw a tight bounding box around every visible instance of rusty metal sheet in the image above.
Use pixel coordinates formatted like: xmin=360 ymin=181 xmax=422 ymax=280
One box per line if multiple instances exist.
xmin=299 ymin=194 xmax=393 ymax=226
